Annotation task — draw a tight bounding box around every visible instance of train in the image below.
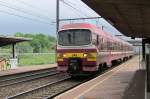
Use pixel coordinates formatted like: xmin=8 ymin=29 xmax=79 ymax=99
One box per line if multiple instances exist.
xmin=56 ymin=23 xmax=134 ymax=76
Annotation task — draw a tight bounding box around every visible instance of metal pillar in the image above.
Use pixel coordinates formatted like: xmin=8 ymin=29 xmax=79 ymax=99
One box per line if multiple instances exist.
xmin=12 ymin=43 xmax=16 ymax=58
xmin=142 ymin=39 xmax=145 ymax=60
xmin=146 ymin=54 xmax=150 ymax=92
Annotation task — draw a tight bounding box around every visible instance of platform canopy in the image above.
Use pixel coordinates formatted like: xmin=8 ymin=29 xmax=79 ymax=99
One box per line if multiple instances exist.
xmin=0 ymin=36 xmax=31 ymax=47
xmin=82 ymin=0 xmax=150 ymax=38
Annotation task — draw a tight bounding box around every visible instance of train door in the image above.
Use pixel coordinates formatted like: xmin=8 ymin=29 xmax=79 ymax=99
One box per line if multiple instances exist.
xmin=107 ymin=39 xmax=112 ymax=67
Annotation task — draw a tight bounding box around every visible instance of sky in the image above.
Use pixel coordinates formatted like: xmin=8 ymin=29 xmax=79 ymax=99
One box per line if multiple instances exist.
xmin=0 ymin=0 xmax=123 ymax=37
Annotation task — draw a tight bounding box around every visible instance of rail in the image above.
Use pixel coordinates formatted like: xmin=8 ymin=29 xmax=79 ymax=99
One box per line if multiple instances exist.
xmin=0 ymin=68 xmax=58 ymax=87
xmin=7 ymin=76 xmax=71 ymax=99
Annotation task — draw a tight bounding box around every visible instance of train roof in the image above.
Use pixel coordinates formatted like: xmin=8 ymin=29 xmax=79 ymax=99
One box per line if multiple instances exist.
xmin=60 ymin=23 xmax=132 ymax=46
xmin=60 ymin=23 xmax=105 ymax=35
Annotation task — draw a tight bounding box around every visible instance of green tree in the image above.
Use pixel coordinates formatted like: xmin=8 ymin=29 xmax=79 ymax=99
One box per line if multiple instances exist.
xmin=14 ymin=33 xmax=56 ymax=53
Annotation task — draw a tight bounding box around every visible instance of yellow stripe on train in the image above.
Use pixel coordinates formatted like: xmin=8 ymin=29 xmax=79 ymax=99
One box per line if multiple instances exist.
xmin=57 ymin=53 xmax=97 ymax=61
xmin=87 ymin=58 xmax=96 ymax=61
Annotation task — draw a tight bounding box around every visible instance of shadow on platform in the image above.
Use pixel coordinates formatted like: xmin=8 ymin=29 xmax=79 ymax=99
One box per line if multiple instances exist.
xmin=122 ymin=70 xmax=146 ymax=99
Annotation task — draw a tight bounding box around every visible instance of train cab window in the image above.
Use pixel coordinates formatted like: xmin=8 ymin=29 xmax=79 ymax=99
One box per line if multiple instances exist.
xmin=58 ymin=29 xmax=91 ymax=46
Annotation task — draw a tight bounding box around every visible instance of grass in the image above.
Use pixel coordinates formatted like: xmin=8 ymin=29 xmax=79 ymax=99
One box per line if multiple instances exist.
xmin=18 ymin=53 xmax=56 ymax=66
xmin=0 ymin=53 xmax=56 ymax=66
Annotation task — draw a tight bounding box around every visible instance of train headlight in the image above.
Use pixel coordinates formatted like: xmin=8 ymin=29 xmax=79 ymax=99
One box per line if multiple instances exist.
xmin=83 ymin=53 xmax=88 ymax=57
xmin=63 ymin=54 xmax=67 ymax=58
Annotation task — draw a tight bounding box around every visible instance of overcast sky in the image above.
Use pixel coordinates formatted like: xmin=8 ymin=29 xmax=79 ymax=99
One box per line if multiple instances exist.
xmin=0 ymin=0 xmax=123 ymax=37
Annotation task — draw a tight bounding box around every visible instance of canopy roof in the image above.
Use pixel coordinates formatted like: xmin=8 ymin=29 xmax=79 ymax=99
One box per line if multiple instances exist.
xmin=82 ymin=0 xmax=150 ymax=38
xmin=0 ymin=36 xmax=31 ymax=47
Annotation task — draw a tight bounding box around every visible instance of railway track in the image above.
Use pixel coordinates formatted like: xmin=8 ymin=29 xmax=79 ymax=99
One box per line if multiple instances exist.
xmin=5 ymin=63 xmax=121 ymax=99
xmin=0 ymin=67 xmax=58 ymax=87
xmin=0 ymin=67 xmax=56 ymax=81
xmin=0 ymin=59 xmax=130 ymax=99
xmin=0 ymin=72 xmax=69 ymax=99
xmin=7 ymin=76 xmax=72 ymax=99
xmin=0 ymin=67 xmax=69 ymax=99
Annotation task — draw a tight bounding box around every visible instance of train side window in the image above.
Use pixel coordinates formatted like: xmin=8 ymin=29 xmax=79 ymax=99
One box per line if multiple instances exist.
xmin=102 ymin=38 xmax=104 ymax=50
xmin=108 ymin=41 xmax=111 ymax=50
xmin=109 ymin=41 xmax=111 ymax=50
xmin=107 ymin=41 xmax=109 ymax=50
xmin=117 ymin=42 xmax=119 ymax=51
xmin=104 ymin=39 xmax=108 ymax=50
xmin=114 ymin=42 xmax=116 ymax=50
xmin=113 ymin=42 xmax=115 ymax=50
xmin=103 ymin=38 xmax=108 ymax=51
xmin=92 ymin=33 xmax=97 ymax=45
xmin=121 ymin=43 xmax=123 ymax=51
xmin=120 ymin=43 xmax=122 ymax=50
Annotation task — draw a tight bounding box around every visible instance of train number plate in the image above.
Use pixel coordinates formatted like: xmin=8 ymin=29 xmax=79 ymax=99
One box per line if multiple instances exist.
xmin=72 ymin=53 xmax=78 ymax=57
xmin=65 ymin=53 xmax=84 ymax=58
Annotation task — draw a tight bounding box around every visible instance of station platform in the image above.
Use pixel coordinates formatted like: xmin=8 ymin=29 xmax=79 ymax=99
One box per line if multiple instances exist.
xmin=0 ymin=64 xmax=57 ymax=76
xmin=55 ymin=56 xmax=146 ymax=99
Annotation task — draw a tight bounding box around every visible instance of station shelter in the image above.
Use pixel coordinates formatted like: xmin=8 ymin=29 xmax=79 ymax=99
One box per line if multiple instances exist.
xmin=0 ymin=36 xmax=31 ymax=71
xmin=82 ymin=0 xmax=150 ymax=97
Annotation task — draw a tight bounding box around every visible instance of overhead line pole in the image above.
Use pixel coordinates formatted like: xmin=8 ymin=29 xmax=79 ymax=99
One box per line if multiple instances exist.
xmin=56 ymin=0 xmax=59 ymax=34
xmin=55 ymin=0 xmax=59 ymax=63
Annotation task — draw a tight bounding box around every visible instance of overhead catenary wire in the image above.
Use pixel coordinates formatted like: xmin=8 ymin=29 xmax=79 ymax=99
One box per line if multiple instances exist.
xmin=60 ymin=0 xmax=89 ymax=18
xmin=0 ymin=0 xmax=54 ymax=21
xmin=14 ymin=0 xmax=51 ymax=17
xmin=65 ymin=0 xmax=94 ymax=17
xmin=0 ymin=10 xmax=53 ymax=25
xmin=0 ymin=0 xmax=51 ymax=21
xmin=61 ymin=0 xmax=104 ymax=32
xmin=75 ymin=0 xmax=99 ymax=15
xmin=59 ymin=1 xmax=83 ymax=18
xmin=65 ymin=0 xmax=77 ymax=6
xmin=15 ymin=0 xmax=48 ymax=12
xmin=0 ymin=0 xmax=100 ymax=25
xmin=62 ymin=0 xmax=101 ymax=24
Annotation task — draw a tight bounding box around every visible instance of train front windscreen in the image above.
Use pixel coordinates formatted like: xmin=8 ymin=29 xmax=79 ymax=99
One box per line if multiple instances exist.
xmin=58 ymin=29 xmax=91 ymax=46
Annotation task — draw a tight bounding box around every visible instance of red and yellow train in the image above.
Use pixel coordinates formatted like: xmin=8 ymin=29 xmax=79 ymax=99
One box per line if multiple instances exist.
xmin=56 ymin=23 xmax=134 ymax=76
